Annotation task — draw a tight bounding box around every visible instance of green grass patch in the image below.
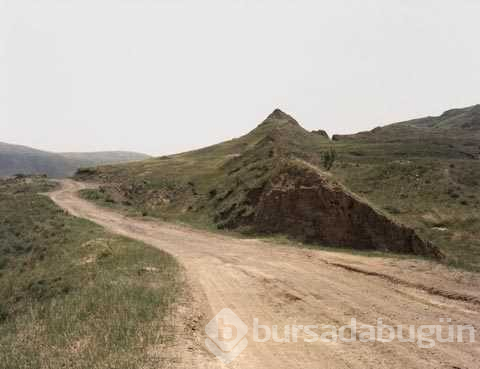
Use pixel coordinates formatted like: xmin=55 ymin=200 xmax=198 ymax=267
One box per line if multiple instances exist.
xmin=0 ymin=177 xmax=179 ymax=369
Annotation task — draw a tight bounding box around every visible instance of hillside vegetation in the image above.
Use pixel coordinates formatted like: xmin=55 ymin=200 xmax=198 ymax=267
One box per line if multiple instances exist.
xmin=76 ymin=105 xmax=480 ymax=269
xmin=0 ymin=142 xmax=149 ymax=178
xmin=329 ymin=106 xmax=480 ymax=270
xmin=0 ymin=176 xmax=178 ymax=369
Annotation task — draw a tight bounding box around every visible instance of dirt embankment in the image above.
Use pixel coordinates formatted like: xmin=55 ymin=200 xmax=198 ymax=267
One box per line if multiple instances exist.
xmin=246 ymin=162 xmax=443 ymax=259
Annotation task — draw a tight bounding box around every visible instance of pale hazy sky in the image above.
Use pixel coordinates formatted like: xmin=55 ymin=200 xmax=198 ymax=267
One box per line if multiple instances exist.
xmin=1 ymin=1 xmax=479 ymax=156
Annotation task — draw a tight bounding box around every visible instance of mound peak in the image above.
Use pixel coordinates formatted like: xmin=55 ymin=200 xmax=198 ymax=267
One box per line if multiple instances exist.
xmin=268 ymin=108 xmax=292 ymax=119
xmin=258 ymin=108 xmax=301 ymax=128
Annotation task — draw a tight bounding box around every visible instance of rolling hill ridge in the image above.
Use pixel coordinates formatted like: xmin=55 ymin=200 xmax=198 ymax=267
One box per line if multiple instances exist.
xmin=0 ymin=142 xmax=150 ymax=178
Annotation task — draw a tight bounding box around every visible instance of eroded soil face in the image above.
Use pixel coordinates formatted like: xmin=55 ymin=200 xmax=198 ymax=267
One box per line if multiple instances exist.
xmin=252 ymin=162 xmax=442 ymax=258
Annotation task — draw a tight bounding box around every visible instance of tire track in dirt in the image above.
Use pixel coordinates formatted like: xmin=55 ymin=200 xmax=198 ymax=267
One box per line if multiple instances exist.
xmin=324 ymin=261 xmax=480 ymax=306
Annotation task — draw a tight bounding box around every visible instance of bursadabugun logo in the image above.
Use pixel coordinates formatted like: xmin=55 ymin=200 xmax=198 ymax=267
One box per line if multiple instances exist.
xmin=205 ymin=308 xmax=249 ymax=364
xmin=205 ymin=309 xmax=476 ymax=364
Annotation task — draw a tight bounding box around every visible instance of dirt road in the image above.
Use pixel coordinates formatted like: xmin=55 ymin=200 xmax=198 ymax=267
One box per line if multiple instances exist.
xmin=49 ymin=180 xmax=480 ymax=369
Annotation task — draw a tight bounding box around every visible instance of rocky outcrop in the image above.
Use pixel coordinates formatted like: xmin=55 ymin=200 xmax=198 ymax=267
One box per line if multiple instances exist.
xmin=251 ymin=161 xmax=443 ymax=259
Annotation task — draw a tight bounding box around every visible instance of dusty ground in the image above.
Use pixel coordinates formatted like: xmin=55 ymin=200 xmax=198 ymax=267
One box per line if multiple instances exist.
xmin=49 ymin=180 xmax=480 ymax=369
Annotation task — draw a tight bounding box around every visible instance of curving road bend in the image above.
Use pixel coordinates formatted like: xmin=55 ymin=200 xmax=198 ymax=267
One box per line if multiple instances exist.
xmin=49 ymin=180 xmax=480 ymax=369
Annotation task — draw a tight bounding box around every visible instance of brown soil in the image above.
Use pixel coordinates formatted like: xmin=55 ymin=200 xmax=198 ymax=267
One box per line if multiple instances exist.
xmin=252 ymin=161 xmax=442 ymax=258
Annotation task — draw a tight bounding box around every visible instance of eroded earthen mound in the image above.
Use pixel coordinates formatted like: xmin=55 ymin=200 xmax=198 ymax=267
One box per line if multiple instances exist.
xmin=250 ymin=161 xmax=443 ymax=259
xmin=77 ymin=109 xmax=446 ymax=260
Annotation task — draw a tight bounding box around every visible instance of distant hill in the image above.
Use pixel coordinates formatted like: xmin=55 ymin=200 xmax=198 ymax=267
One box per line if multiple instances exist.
xmin=332 ymin=105 xmax=480 ymax=156
xmin=0 ymin=142 xmax=150 ymax=178
xmin=393 ymin=104 xmax=480 ymax=130
xmin=59 ymin=151 xmax=150 ymax=167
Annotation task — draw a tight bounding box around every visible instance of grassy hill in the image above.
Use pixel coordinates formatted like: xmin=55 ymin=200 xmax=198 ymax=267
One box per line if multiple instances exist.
xmin=76 ymin=109 xmax=333 ymax=226
xmin=0 ymin=176 xmax=178 ymax=368
xmin=394 ymin=104 xmax=480 ymax=130
xmin=0 ymin=142 xmax=149 ymax=178
xmin=76 ymin=105 xmax=480 ymax=270
xmin=329 ymin=105 xmax=480 ymax=269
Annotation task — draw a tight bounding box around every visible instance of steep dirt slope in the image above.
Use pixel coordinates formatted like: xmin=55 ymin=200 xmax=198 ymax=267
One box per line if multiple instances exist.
xmin=252 ymin=161 xmax=441 ymax=258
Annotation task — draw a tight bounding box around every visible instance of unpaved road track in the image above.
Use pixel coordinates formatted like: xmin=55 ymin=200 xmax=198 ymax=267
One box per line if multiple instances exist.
xmin=49 ymin=180 xmax=480 ymax=369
